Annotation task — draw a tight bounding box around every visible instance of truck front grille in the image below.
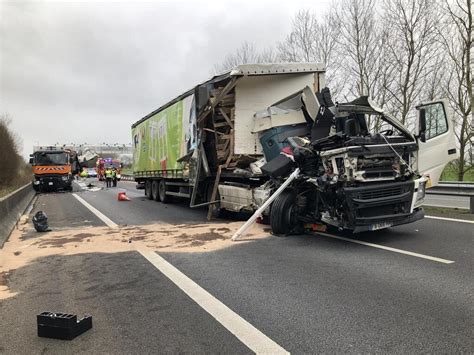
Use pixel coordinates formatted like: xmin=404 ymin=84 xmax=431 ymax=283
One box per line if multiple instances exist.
xmin=356 ymin=185 xmax=407 ymax=200
xmin=343 ymin=181 xmax=414 ymax=224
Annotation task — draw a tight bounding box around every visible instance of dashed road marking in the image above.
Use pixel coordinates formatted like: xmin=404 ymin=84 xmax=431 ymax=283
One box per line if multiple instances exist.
xmin=425 ymin=215 xmax=474 ymax=224
xmin=316 ymin=232 xmax=455 ymax=264
xmin=138 ymin=248 xmax=289 ymax=355
xmin=72 ymin=193 xmax=118 ymax=228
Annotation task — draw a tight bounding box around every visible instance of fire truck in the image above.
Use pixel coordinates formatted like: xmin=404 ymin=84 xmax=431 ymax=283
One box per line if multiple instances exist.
xmin=96 ymin=158 xmax=122 ymax=181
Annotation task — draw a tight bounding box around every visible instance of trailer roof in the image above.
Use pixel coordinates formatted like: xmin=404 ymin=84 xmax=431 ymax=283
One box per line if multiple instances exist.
xmin=132 ymin=62 xmax=325 ymax=128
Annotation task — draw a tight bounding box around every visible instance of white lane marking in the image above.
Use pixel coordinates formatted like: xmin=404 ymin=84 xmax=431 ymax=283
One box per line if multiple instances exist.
xmin=72 ymin=193 xmax=118 ymax=228
xmin=425 ymin=215 xmax=474 ymax=224
xmin=315 ymin=232 xmax=454 ymax=264
xmin=138 ymin=248 xmax=289 ymax=355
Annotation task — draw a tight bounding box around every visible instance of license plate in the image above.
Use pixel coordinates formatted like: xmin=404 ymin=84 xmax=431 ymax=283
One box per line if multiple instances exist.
xmin=369 ymin=222 xmax=392 ymax=231
xmin=48 ymin=182 xmax=54 ymax=186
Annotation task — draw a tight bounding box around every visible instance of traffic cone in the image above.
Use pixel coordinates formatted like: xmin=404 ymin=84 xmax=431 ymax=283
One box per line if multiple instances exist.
xmin=118 ymin=192 xmax=130 ymax=201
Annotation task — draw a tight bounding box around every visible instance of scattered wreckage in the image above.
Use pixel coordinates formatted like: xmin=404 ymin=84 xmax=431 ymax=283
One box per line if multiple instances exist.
xmin=131 ymin=63 xmax=457 ymax=236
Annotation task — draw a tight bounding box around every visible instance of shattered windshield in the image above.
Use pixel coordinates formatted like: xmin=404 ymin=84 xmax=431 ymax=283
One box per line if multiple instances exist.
xmin=35 ymin=152 xmax=68 ymax=165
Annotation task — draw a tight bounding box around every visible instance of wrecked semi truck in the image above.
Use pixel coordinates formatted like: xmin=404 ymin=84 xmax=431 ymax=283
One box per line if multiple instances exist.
xmin=132 ymin=63 xmax=457 ymax=234
xmin=29 ymin=147 xmax=80 ymax=192
xmin=132 ymin=63 xmax=326 ymax=209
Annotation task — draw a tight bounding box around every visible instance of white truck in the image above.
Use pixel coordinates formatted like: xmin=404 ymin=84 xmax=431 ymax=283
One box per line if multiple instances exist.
xmin=131 ymin=63 xmax=457 ymax=234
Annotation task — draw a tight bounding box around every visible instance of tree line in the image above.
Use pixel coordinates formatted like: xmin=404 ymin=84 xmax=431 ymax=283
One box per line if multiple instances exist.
xmin=215 ymin=0 xmax=472 ymax=181
xmin=0 ymin=114 xmax=31 ymax=194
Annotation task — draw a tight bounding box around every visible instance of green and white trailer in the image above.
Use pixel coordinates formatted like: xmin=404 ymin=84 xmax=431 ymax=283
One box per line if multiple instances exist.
xmin=131 ymin=63 xmax=326 ymax=215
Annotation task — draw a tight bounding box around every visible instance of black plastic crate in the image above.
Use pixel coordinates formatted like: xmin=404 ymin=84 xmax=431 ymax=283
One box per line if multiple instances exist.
xmin=37 ymin=312 xmax=92 ymax=340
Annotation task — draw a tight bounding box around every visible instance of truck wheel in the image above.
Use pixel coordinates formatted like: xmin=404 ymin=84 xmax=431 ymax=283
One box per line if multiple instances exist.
xmin=151 ymin=180 xmax=160 ymax=201
xmin=270 ymin=191 xmax=299 ymax=236
xmin=145 ymin=181 xmax=153 ymax=200
xmin=158 ymin=179 xmax=171 ymax=203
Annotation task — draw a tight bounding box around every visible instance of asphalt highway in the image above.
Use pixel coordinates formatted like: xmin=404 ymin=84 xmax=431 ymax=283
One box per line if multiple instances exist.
xmin=0 ymin=178 xmax=472 ymax=353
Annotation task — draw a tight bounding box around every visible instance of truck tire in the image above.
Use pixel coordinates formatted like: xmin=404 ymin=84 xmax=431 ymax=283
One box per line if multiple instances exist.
xmin=158 ymin=179 xmax=171 ymax=203
xmin=145 ymin=180 xmax=153 ymax=200
xmin=270 ymin=191 xmax=298 ymax=236
xmin=151 ymin=180 xmax=160 ymax=201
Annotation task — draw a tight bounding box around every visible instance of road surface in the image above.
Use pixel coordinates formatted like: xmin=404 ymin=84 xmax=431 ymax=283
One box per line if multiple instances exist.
xmin=0 ymin=178 xmax=472 ymax=354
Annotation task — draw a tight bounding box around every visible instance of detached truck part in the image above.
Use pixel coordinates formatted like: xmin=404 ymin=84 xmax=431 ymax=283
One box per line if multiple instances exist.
xmin=131 ymin=62 xmax=458 ymax=235
xmin=29 ymin=147 xmax=80 ymax=192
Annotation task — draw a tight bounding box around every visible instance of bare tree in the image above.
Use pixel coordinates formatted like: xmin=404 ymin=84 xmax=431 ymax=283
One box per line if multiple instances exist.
xmin=0 ymin=114 xmax=24 ymax=189
xmin=278 ymin=10 xmax=319 ymax=63
xmin=277 ymin=10 xmax=342 ymax=96
xmin=332 ymin=0 xmax=397 ymax=130
xmin=382 ymin=0 xmax=440 ymax=126
xmin=438 ymin=0 xmax=473 ymax=180
xmin=214 ymin=41 xmax=277 ymax=73
xmin=335 ymin=0 xmax=379 ymax=97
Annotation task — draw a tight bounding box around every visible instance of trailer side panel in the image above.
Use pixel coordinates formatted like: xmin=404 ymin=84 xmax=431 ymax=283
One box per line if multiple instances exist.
xmin=132 ymin=94 xmax=195 ymax=176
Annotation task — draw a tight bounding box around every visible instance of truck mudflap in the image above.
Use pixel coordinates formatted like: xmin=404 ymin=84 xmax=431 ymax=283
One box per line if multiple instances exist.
xmin=343 ymin=180 xmax=423 ymax=232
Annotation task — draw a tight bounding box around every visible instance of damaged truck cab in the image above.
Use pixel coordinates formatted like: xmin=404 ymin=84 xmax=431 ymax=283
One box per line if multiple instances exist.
xmin=131 ymin=63 xmax=457 ymax=235
xmin=267 ymin=96 xmax=457 ymax=234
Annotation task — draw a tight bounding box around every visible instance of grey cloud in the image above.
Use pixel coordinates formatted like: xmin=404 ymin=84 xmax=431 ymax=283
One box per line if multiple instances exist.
xmin=1 ymin=0 xmax=328 ymax=157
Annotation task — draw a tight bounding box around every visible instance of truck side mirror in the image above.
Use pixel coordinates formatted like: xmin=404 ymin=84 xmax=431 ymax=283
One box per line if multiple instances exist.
xmin=418 ymin=108 xmax=426 ymax=143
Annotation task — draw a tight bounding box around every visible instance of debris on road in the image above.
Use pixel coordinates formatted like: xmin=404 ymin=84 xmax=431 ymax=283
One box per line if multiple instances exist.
xmin=37 ymin=312 xmax=93 ymax=340
xmin=0 ymin=220 xmax=269 ymax=300
xmin=32 ymin=211 xmax=50 ymax=232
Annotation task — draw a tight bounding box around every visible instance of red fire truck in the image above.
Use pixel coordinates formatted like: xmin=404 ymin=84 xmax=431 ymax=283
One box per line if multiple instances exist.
xmin=96 ymin=158 xmax=122 ymax=181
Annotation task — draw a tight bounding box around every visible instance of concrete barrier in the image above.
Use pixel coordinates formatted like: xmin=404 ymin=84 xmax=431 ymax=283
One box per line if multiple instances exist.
xmin=0 ymin=183 xmax=35 ymax=248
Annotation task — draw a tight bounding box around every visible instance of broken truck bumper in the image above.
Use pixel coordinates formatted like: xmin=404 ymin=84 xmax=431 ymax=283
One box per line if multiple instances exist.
xmin=343 ymin=180 xmax=424 ymax=233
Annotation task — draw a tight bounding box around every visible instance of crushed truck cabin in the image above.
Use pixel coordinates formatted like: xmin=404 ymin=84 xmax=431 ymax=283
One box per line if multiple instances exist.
xmin=131 ymin=63 xmax=458 ymax=235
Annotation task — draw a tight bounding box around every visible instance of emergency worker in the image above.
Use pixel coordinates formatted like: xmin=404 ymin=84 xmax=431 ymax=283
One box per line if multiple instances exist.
xmin=105 ymin=167 xmax=113 ymax=188
xmin=112 ymin=167 xmax=117 ymax=187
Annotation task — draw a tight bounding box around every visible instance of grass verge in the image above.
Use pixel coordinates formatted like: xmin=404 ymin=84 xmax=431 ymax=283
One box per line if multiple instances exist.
xmin=440 ymin=164 xmax=474 ymax=182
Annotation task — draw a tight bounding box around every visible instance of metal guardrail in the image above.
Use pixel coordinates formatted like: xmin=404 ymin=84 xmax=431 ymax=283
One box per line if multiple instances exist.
xmin=436 ymin=181 xmax=474 ymax=187
xmin=427 ymin=181 xmax=474 ymax=213
xmin=428 ymin=182 xmax=474 ymax=193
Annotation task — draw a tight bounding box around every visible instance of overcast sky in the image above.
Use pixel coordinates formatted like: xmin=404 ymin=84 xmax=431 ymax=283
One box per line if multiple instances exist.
xmin=1 ymin=0 xmax=330 ymax=157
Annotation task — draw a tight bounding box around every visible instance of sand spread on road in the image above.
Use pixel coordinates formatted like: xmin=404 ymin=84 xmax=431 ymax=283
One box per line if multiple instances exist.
xmin=0 ymin=219 xmax=271 ymax=300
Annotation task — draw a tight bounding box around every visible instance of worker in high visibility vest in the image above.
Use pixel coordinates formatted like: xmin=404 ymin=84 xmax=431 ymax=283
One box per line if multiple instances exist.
xmin=112 ymin=167 xmax=118 ymax=187
xmin=105 ymin=167 xmax=113 ymax=188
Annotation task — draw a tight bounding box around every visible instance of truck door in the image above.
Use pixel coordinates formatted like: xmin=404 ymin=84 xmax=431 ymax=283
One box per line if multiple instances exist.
xmin=416 ymin=99 xmax=458 ymax=188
